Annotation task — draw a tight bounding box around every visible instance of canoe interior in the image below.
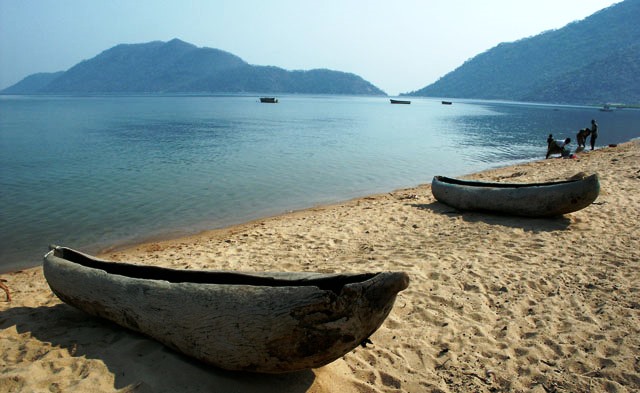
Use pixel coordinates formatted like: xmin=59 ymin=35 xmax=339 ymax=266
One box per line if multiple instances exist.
xmin=434 ymin=175 xmax=591 ymax=189
xmin=51 ymin=247 xmax=377 ymax=293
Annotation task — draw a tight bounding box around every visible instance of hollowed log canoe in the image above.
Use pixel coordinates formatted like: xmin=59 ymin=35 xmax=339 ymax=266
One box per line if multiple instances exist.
xmin=431 ymin=173 xmax=600 ymax=217
xmin=43 ymin=246 xmax=409 ymax=373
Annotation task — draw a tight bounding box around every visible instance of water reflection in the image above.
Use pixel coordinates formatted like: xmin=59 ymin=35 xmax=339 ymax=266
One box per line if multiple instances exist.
xmin=1 ymin=95 xmax=639 ymax=272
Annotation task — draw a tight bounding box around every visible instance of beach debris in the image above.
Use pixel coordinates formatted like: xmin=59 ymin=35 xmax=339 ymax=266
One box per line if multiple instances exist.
xmin=541 ymin=359 xmax=557 ymax=367
xmin=360 ymin=337 xmax=373 ymax=348
xmin=435 ymin=358 xmax=451 ymax=370
xmin=462 ymin=370 xmax=493 ymax=385
xmin=485 ymin=369 xmax=495 ymax=383
xmin=503 ymin=171 xmax=527 ymax=179
xmin=0 ymin=279 xmax=11 ymax=302
xmin=542 ymin=381 xmax=559 ymax=393
xmin=397 ymin=193 xmax=419 ymax=200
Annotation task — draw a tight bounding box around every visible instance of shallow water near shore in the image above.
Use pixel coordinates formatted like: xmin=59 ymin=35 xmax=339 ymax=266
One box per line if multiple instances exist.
xmin=1 ymin=94 xmax=639 ymax=272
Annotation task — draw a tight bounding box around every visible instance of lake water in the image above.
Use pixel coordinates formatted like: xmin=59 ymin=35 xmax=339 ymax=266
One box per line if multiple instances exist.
xmin=1 ymin=95 xmax=639 ymax=273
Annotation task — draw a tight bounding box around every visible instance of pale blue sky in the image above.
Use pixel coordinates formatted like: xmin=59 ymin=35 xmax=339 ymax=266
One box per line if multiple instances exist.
xmin=0 ymin=0 xmax=620 ymax=94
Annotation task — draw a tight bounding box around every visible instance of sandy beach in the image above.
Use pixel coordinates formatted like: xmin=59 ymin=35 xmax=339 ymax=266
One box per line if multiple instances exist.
xmin=1 ymin=140 xmax=639 ymax=393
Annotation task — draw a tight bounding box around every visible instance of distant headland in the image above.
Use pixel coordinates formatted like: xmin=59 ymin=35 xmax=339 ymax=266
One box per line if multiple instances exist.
xmin=1 ymin=39 xmax=386 ymax=96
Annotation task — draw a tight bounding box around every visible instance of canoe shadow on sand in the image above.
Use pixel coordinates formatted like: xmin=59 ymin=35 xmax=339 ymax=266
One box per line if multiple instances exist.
xmin=0 ymin=304 xmax=316 ymax=392
xmin=411 ymin=201 xmax=572 ymax=231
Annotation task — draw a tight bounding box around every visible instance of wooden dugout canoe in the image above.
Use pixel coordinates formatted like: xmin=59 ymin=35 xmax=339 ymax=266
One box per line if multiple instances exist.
xmin=43 ymin=246 xmax=409 ymax=373
xmin=431 ymin=173 xmax=600 ymax=217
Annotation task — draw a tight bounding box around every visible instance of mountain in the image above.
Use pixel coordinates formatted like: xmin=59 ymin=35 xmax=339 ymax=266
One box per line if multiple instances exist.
xmin=1 ymin=71 xmax=65 ymax=94
xmin=405 ymin=0 xmax=640 ymax=105
xmin=2 ymin=39 xmax=386 ymax=96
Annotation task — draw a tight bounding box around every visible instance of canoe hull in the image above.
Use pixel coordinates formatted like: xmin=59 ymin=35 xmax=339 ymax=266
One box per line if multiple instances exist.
xmin=43 ymin=246 xmax=409 ymax=373
xmin=431 ymin=174 xmax=600 ymax=217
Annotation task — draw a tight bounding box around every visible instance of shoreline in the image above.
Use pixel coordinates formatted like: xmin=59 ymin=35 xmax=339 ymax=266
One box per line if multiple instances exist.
xmin=92 ymin=152 xmax=582 ymax=262
xmin=1 ymin=140 xmax=639 ymax=392
xmin=1 ymin=155 xmax=535 ymax=275
xmin=0 ymin=154 xmax=536 ymax=276
xmin=3 ymin=95 xmax=640 ymax=275
xmin=92 ymin=142 xmax=619 ymax=261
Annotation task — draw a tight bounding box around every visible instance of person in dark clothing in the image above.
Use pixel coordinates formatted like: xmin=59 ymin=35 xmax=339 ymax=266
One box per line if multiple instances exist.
xmin=590 ymin=119 xmax=598 ymax=150
xmin=546 ymin=137 xmax=571 ymax=159
xmin=577 ymin=128 xmax=591 ymax=148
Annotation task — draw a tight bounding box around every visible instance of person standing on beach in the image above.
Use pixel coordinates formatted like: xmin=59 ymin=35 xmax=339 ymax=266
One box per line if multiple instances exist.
xmin=577 ymin=128 xmax=590 ymax=148
xmin=590 ymin=119 xmax=599 ymax=150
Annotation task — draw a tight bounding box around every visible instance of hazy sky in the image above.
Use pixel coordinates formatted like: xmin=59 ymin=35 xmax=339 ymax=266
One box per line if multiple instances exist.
xmin=0 ymin=0 xmax=620 ymax=94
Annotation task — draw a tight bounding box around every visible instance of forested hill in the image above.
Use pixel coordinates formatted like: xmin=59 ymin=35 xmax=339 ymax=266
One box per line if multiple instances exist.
xmin=1 ymin=39 xmax=386 ymax=96
xmin=405 ymin=0 xmax=640 ymax=105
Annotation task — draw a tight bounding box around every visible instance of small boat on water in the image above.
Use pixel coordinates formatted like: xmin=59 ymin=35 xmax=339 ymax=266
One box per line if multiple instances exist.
xmin=390 ymin=99 xmax=411 ymax=104
xmin=260 ymin=97 xmax=278 ymax=103
xmin=43 ymin=246 xmax=409 ymax=373
xmin=441 ymin=101 xmax=452 ymax=105
xmin=431 ymin=173 xmax=600 ymax=217
xmin=599 ymin=104 xmax=613 ymax=112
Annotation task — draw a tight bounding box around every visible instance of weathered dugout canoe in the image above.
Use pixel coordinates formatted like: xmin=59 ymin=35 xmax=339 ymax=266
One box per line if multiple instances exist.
xmin=431 ymin=173 xmax=600 ymax=217
xmin=43 ymin=246 xmax=409 ymax=373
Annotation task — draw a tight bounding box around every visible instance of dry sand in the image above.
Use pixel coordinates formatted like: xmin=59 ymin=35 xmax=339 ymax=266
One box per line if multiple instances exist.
xmin=1 ymin=141 xmax=639 ymax=393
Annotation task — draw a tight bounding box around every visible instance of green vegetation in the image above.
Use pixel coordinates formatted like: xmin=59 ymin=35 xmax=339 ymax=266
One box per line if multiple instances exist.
xmin=1 ymin=39 xmax=386 ymax=96
xmin=405 ymin=0 xmax=640 ymax=105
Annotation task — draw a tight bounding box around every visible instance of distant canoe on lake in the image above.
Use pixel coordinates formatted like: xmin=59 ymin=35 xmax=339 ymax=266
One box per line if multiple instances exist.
xmin=260 ymin=97 xmax=278 ymax=103
xmin=390 ymin=99 xmax=411 ymax=104
xmin=441 ymin=101 xmax=452 ymax=105
xmin=43 ymin=246 xmax=409 ymax=373
xmin=431 ymin=173 xmax=600 ymax=217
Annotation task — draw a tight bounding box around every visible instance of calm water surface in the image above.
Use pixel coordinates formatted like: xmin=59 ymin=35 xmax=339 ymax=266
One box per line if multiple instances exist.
xmin=1 ymin=95 xmax=639 ymax=272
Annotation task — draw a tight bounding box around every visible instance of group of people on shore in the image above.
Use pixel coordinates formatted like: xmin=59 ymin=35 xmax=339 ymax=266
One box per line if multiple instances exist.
xmin=546 ymin=119 xmax=598 ymax=159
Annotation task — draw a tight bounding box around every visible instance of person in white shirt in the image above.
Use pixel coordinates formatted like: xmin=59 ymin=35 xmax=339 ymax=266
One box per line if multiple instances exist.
xmin=546 ymin=137 xmax=571 ymax=159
